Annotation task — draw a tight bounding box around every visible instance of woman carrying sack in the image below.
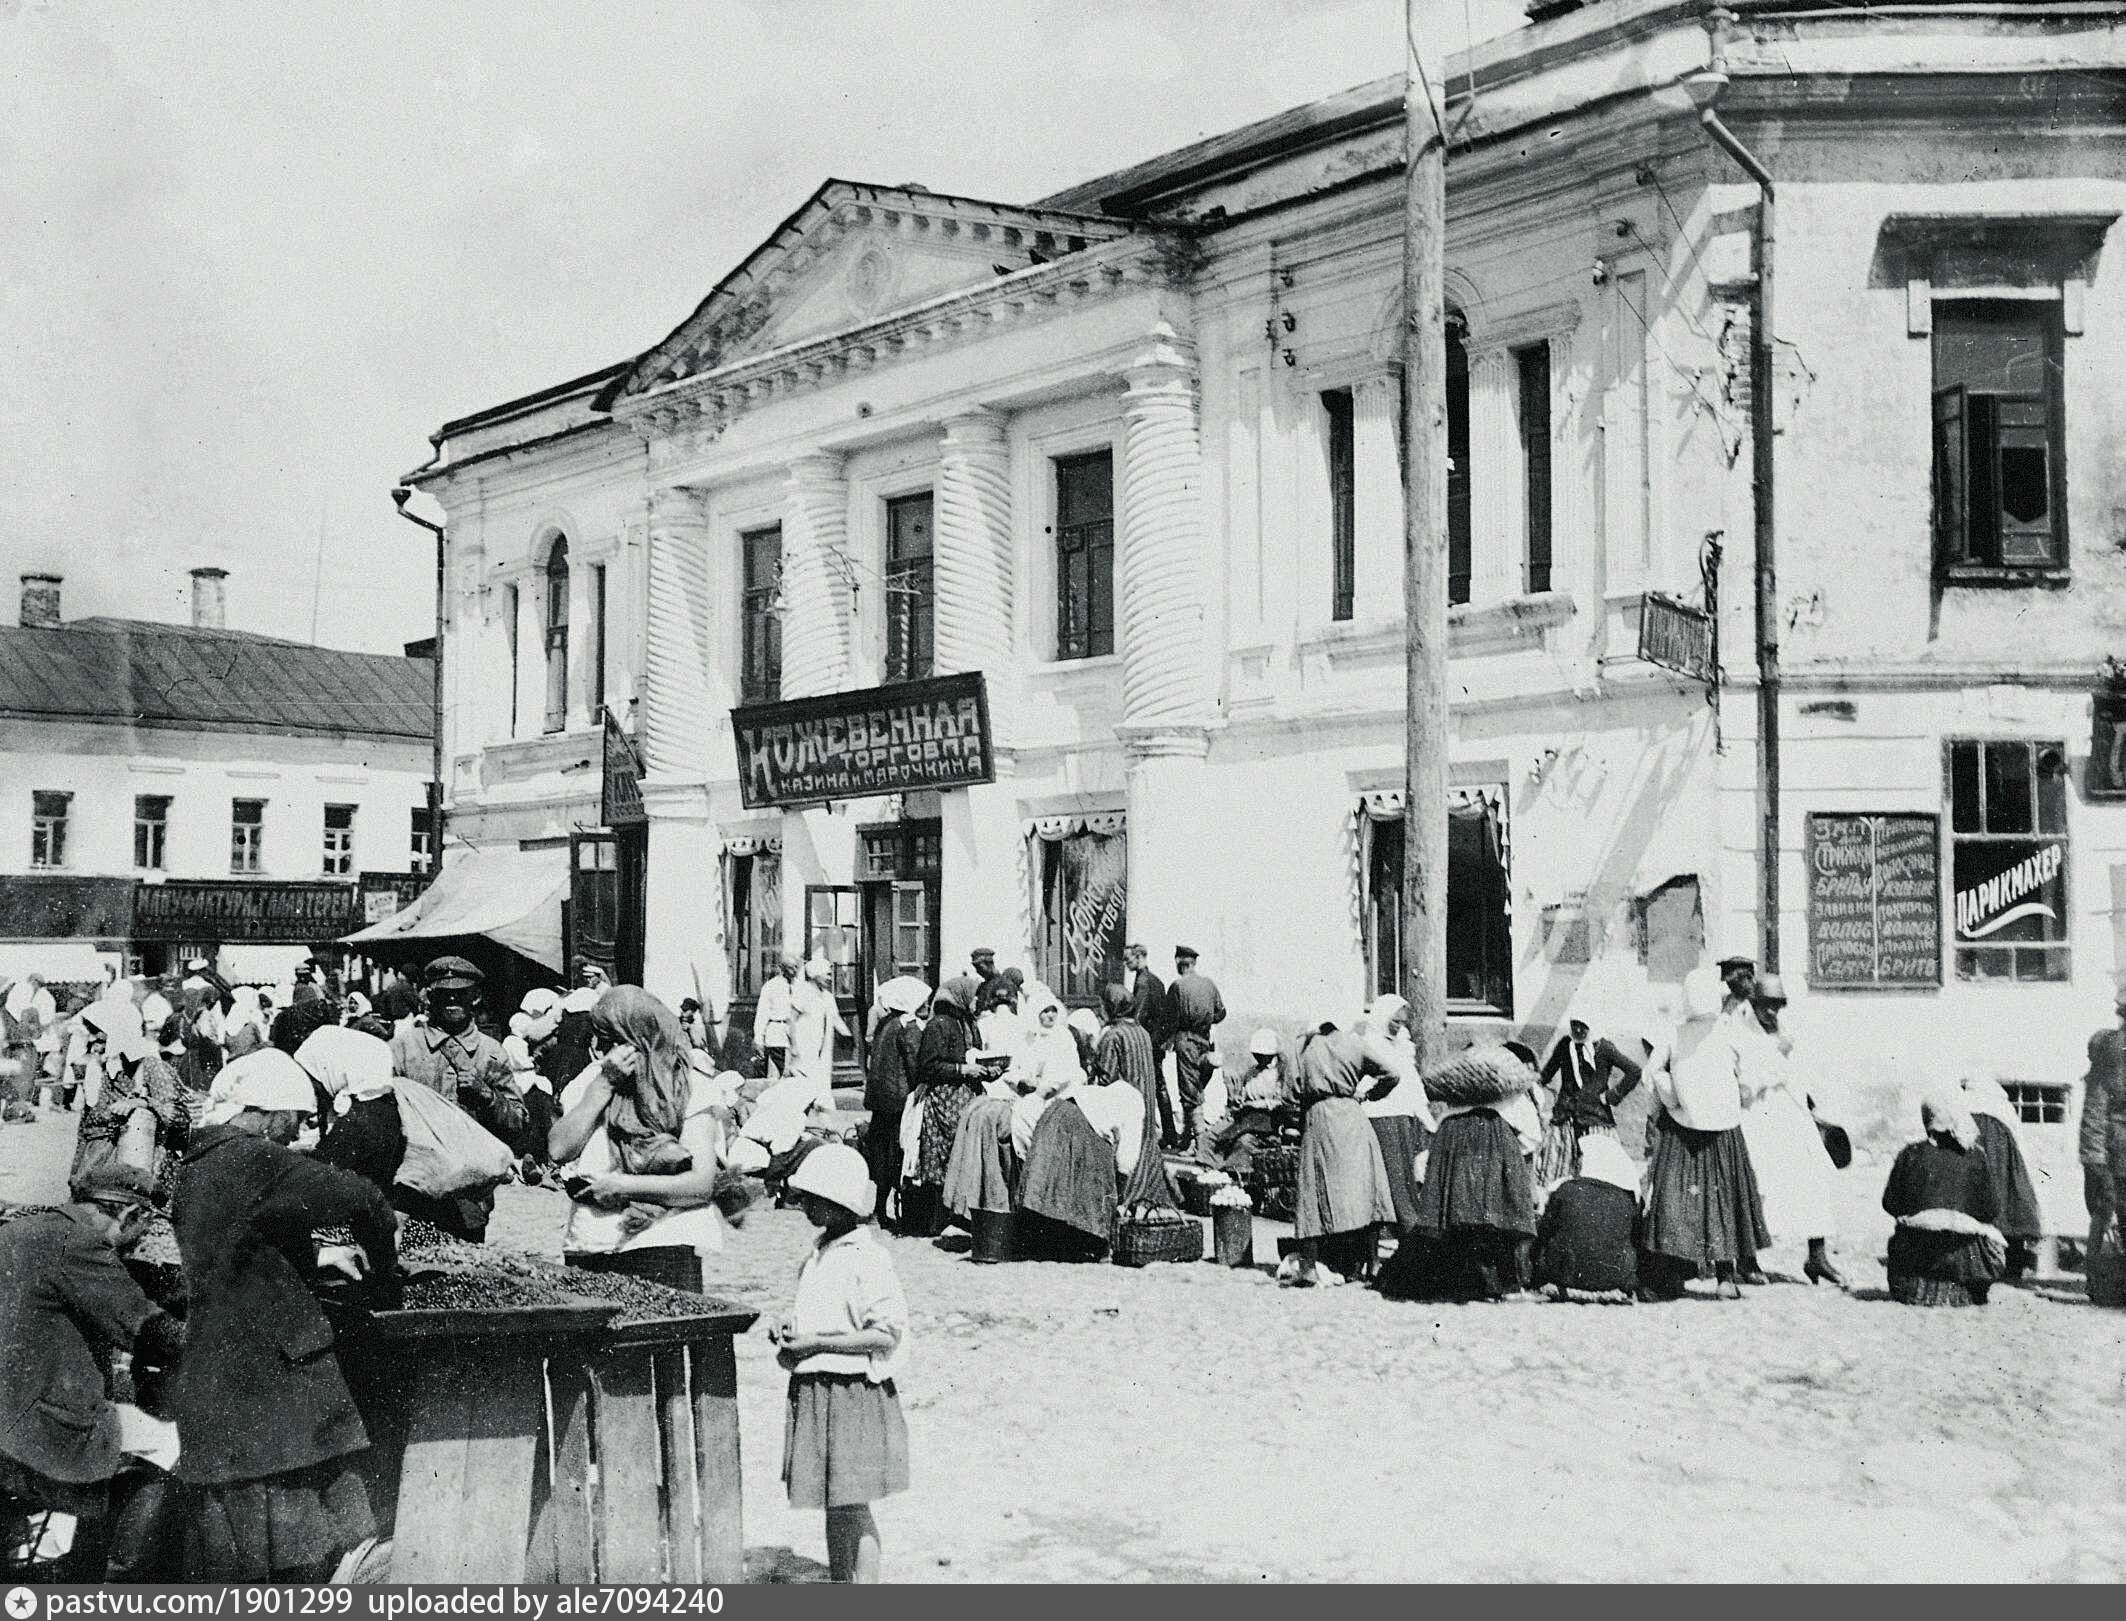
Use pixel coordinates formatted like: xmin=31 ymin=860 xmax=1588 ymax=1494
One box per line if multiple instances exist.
xmin=549 ymin=986 xmax=745 ymax=1292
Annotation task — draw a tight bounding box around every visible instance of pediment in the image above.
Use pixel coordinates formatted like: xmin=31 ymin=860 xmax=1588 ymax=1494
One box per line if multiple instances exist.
xmin=615 ymin=181 xmax=1135 ymax=400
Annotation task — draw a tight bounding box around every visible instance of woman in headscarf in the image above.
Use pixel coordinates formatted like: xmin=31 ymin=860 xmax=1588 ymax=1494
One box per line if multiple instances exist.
xmin=1531 ymin=1134 xmax=1642 ymax=1299
xmin=70 ymin=998 xmax=187 ymax=1193
xmin=1882 ymin=1087 xmax=2006 ymax=1307
xmin=1383 ymin=1042 xmax=1540 ymax=1302
xmin=1281 ymin=1014 xmax=1397 ymax=1287
xmin=549 ymin=986 xmax=734 ymax=1290
xmin=863 ymin=977 xmax=928 ymax=1231
xmin=1007 ymin=986 xmax=1085 ymax=1159
xmin=975 ymin=972 xmax=1024 ymax=1062
xmin=174 ymin=977 xmax=228 ymax=1095
xmin=1093 ymin=983 xmax=1180 ymax=1210
xmin=1066 ymin=1008 xmax=1102 ymax=1077
xmin=299 ymin=1025 xmax=405 ymax=1201
xmin=508 ymin=987 xmax=565 ymax=1181
xmin=1354 ymin=994 xmax=1431 ymax=1234
xmin=1961 ymin=1076 xmax=2045 ymax=1277
xmin=1736 ymin=974 xmax=1845 ymax=1287
xmin=905 ymin=977 xmax=988 ymax=1237
xmin=1640 ymin=967 xmax=1770 ymax=1300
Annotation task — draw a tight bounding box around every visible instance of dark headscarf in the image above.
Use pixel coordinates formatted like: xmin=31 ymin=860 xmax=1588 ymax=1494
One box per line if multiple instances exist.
xmin=589 ymin=986 xmax=692 ymax=1174
xmin=271 ymin=998 xmax=338 ymax=1057
xmin=933 ymin=976 xmax=980 ymax=1019
xmin=1102 ymin=982 xmax=1134 ymax=1021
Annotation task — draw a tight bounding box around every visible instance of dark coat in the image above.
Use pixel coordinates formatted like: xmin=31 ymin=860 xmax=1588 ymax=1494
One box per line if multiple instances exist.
xmin=1539 ymin=1035 xmax=1644 ymax=1128
xmin=1531 ymin=1177 xmax=1640 ymax=1293
xmin=313 ymin=1092 xmax=406 ymax=1201
xmin=169 ymin=1126 xmax=396 ymax=1486
xmin=865 ymin=1015 xmax=922 ymax=1115
xmin=0 ymin=1208 xmax=165 ymax=1485
xmin=1128 ymin=969 xmax=1169 ymax=1049
xmin=913 ymin=1004 xmax=977 ymax=1090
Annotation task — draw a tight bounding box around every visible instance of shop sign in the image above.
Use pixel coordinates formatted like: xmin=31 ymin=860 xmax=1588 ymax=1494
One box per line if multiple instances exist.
xmin=1638 ymin=593 xmax=1715 ymax=683
xmin=731 ymin=672 xmax=994 ymax=809
xmin=1953 ymin=837 xmax=2067 ymax=944
xmin=358 ymin=871 xmax=431 ymax=926
xmin=132 ymin=881 xmax=363 ymax=944
xmin=602 ymin=708 xmax=647 ymax=827
xmin=2089 ymin=692 xmax=2126 ymax=799
xmin=1805 ymin=813 xmax=1942 ymax=989
xmin=0 ymin=876 xmax=138 ymax=942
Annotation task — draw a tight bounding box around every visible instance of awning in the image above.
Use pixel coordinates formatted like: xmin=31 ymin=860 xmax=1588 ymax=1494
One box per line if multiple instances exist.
xmin=217 ymin=944 xmax=314 ymax=989
xmin=0 ymin=941 xmax=118 ymax=985
xmin=341 ymin=844 xmax=568 ymax=973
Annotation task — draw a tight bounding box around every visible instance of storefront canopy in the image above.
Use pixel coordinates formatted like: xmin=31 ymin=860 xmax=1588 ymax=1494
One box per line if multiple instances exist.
xmin=341 ymin=844 xmax=567 ymax=973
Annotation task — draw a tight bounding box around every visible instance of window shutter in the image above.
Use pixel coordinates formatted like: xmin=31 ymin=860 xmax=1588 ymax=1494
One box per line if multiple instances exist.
xmin=1932 ymin=385 xmax=1972 ymax=571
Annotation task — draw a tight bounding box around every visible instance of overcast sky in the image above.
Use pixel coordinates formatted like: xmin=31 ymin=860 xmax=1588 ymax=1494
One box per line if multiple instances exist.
xmin=2 ymin=0 xmax=1523 ymax=653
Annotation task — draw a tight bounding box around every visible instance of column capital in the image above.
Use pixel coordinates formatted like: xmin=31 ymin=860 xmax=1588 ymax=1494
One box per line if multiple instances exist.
xmin=786 ymin=450 xmax=847 ymax=487
xmin=1124 ymin=323 xmax=1198 ymax=391
xmin=1116 ymin=722 xmax=1217 ymax=763
xmin=648 ymin=483 xmax=711 ymax=531
xmin=941 ymin=406 xmax=1008 ymax=447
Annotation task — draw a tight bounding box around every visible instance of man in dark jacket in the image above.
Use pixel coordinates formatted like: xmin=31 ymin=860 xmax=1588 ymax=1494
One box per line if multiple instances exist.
xmin=1123 ymin=944 xmax=1172 ymax=1143
xmin=169 ymin=1058 xmax=397 ymax=1582
xmin=1163 ymin=947 xmax=1226 ymax=1152
xmin=0 ymin=1164 xmax=180 ymax=1577
xmin=1538 ymin=1017 xmax=1645 ymax=1135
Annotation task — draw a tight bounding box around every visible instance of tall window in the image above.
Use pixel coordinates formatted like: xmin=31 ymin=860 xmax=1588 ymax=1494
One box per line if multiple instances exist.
xmin=230 ymin=799 xmax=265 ymax=875
xmin=1517 ymin=342 xmax=1554 ymax=594
xmin=543 ymin=536 xmax=570 ymax=733
xmin=741 ymin=524 xmax=782 ymax=705
xmin=1055 ymin=449 xmax=1114 ymax=660
xmin=724 ymin=847 xmax=783 ymax=1000
xmin=1361 ymin=790 xmax=1512 ymax=1015
xmin=322 ymin=804 xmax=356 ymax=877
xmin=1950 ymin=738 xmax=2069 ymax=982
xmin=1933 ymin=301 xmax=2067 ymax=577
xmin=1030 ymin=827 xmax=1127 ymax=1005
xmin=30 ymin=792 xmax=70 ymax=869
xmin=504 ymin=584 xmax=520 ymax=738
xmin=590 ymin=563 xmax=607 ymax=716
xmin=410 ymin=807 xmax=433 ymax=875
xmin=133 ymin=795 xmax=170 ymax=871
xmin=1324 ymin=388 xmax=1356 ymax=621
xmin=1447 ymin=319 xmax=1471 ymax=606
xmin=884 ymin=491 xmax=935 ymax=683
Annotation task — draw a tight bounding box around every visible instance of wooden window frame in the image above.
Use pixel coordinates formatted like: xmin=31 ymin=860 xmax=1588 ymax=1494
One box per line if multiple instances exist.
xmin=1932 ymin=300 xmax=2068 ymax=582
xmin=133 ymin=795 xmax=170 ymax=872
xmin=1323 ymin=387 xmax=1356 ymax=622
xmin=740 ymin=524 xmax=783 ymax=705
xmin=543 ymin=536 xmax=571 ymax=733
xmin=321 ymin=803 xmax=356 ymax=878
xmin=30 ymin=791 xmax=70 ymax=871
xmin=1054 ymin=449 xmax=1115 ymax=661
xmin=1517 ymin=341 xmax=1554 ymax=595
xmin=883 ymin=491 xmax=936 ymax=684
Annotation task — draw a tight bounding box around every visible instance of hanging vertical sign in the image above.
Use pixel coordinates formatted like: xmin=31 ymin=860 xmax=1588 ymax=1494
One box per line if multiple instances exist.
xmin=602 ymin=708 xmax=647 ymax=828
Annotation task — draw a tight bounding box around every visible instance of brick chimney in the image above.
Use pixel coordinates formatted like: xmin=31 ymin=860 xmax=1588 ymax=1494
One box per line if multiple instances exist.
xmin=190 ymin=567 xmax=228 ymax=630
xmin=18 ymin=574 xmax=61 ymax=629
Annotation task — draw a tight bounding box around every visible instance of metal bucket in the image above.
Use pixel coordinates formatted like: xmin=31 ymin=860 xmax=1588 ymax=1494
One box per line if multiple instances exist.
xmin=1213 ymin=1205 xmax=1254 ymax=1268
xmin=971 ymin=1207 xmax=1016 ymax=1264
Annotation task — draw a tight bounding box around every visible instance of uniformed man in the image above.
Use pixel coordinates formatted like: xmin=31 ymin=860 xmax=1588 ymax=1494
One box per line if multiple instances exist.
xmin=1164 ymin=947 xmax=1227 ymax=1152
xmin=386 ymin=957 xmax=528 ymax=1240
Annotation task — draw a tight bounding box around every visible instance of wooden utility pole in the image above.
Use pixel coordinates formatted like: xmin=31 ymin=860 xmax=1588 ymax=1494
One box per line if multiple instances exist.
xmin=1402 ymin=1 xmax=1450 ymax=1067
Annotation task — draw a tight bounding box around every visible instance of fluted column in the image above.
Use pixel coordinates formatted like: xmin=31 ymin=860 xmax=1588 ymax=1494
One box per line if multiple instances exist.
xmin=933 ymin=409 xmax=1014 ymax=685
xmin=1118 ymin=328 xmax=1212 ymax=726
xmin=642 ymin=486 xmax=715 ymax=782
xmin=1352 ymin=373 xmax=1404 ymax=620
xmin=1470 ymin=348 xmax=1523 ymax=606
xmin=779 ymin=452 xmax=854 ymax=698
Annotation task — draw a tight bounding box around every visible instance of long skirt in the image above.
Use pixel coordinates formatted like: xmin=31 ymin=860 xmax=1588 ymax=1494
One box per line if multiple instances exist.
xmin=917 ymin=1083 xmax=977 ymax=1186
xmin=180 ymin=1459 xmax=374 ymax=1582
xmin=1294 ymin=1097 xmax=1395 ymax=1240
xmin=1739 ymin=1087 xmax=1835 ymax=1244
xmin=1410 ymin=1110 xmax=1536 ymax=1239
xmin=1017 ymin=1099 xmax=1118 ymax=1243
xmin=942 ymin=1097 xmax=1018 ymax=1221
xmin=1974 ymin=1116 xmax=2044 ymax=1242
xmin=1369 ymin=1113 xmax=1430 ymax=1233
xmin=782 ymin=1373 xmax=910 ymax=1509
xmin=1642 ymin=1113 xmax=1770 ymax=1268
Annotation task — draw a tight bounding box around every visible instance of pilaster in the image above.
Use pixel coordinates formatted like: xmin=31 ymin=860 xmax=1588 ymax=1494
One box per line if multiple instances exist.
xmin=1119 ymin=326 xmax=1213 ymax=728
xmin=642 ymin=486 xmax=715 ymax=783
xmin=780 ymin=453 xmax=854 ymax=698
xmin=934 ymin=408 xmax=1016 ymax=732
xmin=1470 ymin=347 xmax=1523 ymax=606
xmin=1351 ymin=373 xmax=1405 ymax=619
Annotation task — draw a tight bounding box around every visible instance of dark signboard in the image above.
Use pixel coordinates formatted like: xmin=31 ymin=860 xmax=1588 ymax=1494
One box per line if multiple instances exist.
xmin=602 ymin=708 xmax=647 ymax=828
xmin=1952 ymin=835 xmax=2067 ymax=947
xmin=132 ymin=881 xmax=363 ymax=944
xmin=358 ymin=871 xmax=432 ymax=927
xmin=2089 ymin=692 xmax=2126 ymax=799
xmin=731 ymin=672 xmax=994 ymax=810
xmin=1638 ymin=593 xmax=1715 ymax=682
xmin=1805 ymin=813 xmax=1942 ymax=989
xmin=0 ymin=877 xmax=138 ymax=941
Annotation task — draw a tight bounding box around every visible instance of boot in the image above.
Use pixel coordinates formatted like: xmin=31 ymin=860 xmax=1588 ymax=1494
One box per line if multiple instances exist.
xmin=1804 ymin=1239 xmax=1849 ymax=1288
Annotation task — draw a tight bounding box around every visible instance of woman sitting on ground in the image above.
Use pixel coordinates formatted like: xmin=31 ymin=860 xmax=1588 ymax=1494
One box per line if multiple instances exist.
xmin=1881 ymin=1088 xmax=2006 ymax=1308
xmin=1210 ymin=1057 xmax=1292 ymax=1181
xmin=1381 ymin=1042 xmax=1540 ymax=1302
xmin=1961 ymin=1076 xmax=2045 ymax=1278
xmin=1007 ymin=986 xmax=1085 ymax=1160
xmin=1531 ymin=1134 xmax=1642 ymax=1300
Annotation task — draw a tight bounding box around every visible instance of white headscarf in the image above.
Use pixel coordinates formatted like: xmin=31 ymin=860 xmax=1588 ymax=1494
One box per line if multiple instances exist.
xmin=1922 ymin=1084 xmax=1979 ymax=1151
xmin=1577 ymin=1134 xmax=1641 ymax=1193
xmin=294 ymin=1026 xmax=395 ymax=1113
xmin=204 ymin=1047 xmax=317 ymax=1124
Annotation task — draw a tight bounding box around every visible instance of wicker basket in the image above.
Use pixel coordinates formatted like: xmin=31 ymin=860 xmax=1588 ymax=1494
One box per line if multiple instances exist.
xmin=1421 ymin=1043 xmax=1536 ymax=1108
xmin=1113 ymin=1208 xmax=1204 ymax=1267
xmin=1245 ymin=1141 xmax=1302 ymax=1222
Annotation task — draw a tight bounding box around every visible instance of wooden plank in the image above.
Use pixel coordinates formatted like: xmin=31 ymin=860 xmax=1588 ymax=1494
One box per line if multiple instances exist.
xmin=393 ymin=1349 xmax=545 ymax=1583
xmin=689 ymin=1337 xmax=744 ymax=1585
xmin=654 ymin=1347 xmax=701 ymax=1585
xmin=540 ymin=1359 xmax=597 ymax=1583
xmin=591 ymin=1346 xmax=666 ymax=1583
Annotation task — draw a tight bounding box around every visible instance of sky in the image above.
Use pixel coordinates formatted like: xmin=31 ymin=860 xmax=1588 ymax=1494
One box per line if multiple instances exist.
xmin=1 ymin=0 xmax=1524 ymax=653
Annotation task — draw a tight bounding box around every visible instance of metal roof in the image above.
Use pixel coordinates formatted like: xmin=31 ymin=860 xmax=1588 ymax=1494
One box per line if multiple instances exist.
xmin=0 ymin=620 xmax=433 ymax=742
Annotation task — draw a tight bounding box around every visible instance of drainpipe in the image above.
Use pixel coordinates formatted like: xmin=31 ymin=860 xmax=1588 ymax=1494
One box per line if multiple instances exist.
xmin=392 ymin=487 xmax=448 ymax=877
xmin=1684 ymin=55 xmax=1780 ymax=971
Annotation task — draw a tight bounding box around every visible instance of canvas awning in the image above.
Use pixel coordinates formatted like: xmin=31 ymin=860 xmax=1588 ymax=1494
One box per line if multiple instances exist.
xmin=341 ymin=844 xmax=567 ymax=972
xmin=0 ymin=941 xmax=117 ymax=986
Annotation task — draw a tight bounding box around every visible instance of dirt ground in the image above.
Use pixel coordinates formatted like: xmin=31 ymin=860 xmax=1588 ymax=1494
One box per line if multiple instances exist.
xmin=9 ymin=1107 xmax=2125 ymax=1583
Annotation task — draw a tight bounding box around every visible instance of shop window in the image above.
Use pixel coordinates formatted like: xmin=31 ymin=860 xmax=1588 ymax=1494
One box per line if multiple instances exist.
xmin=1447 ymin=316 xmax=1471 ymax=607
xmin=230 ymin=799 xmax=265 ymax=875
xmin=1030 ymin=826 xmax=1127 ymax=1005
xmin=1323 ymin=387 xmax=1356 ymax=621
xmin=1055 ymin=449 xmax=1114 ymax=660
xmin=723 ymin=847 xmax=782 ymax=1000
xmin=2001 ymin=1080 xmax=2068 ymax=1125
xmin=884 ymin=491 xmax=935 ymax=683
xmin=543 ymin=536 xmax=571 ymax=733
xmin=133 ymin=795 xmax=170 ymax=872
xmin=1933 ymin=301 xmax=2066 ymax=578
xmin=409 ymin=807 xmax=433 ymax=875
xmin=322 ymin=804 xmax=356 ymax=877
xmin=1517 ymin=341 xmax=1553 ymax=594
xmin=1359 ymin=788 xmax=1512 ymax=1016
xmin=30 ymin=791 xmax=70 ymax=869
xmin=1949 ymin=738 xmax=2069 ymax=981
xmin=741 ymin=524 xmax=782 ymax=705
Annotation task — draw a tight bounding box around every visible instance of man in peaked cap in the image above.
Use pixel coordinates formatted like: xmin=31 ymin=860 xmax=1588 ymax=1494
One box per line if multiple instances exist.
xmin=386 ymin=956 xmax=526 ymax=1242
xmin=1163 ymin=946 xmax=1226 ymax=1153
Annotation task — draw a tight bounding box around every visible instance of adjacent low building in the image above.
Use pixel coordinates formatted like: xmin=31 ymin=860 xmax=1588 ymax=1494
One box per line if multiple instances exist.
xmin=405 ymin=0 xmax=2126 ymax=1214
xmin=0 ymin=569 xmax=435 ymax=989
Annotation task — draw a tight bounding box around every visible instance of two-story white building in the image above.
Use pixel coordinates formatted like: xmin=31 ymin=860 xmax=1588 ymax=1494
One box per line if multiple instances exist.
xmin=0 ymin=569 xmax=436 ymax=989
xmin=407 ymin=0 xmax=2126 ymax=1186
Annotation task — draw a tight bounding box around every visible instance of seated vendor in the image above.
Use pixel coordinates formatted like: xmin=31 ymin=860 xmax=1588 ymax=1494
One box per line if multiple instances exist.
xmin=1531 ymin=1134 xmax=1642 ymax=1299
xmin=1881 ymin=1088 xmax=2006 ymax=1308
xmin=0 ymin=1164 xmax=182 ymax=1580
xmin=1204 ymin=1032 xmax=1292 ymax=1176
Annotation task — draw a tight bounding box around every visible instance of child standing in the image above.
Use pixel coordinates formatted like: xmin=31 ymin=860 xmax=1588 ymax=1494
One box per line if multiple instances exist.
xmin=771 ymin=1144 xmax=911 ymax=1582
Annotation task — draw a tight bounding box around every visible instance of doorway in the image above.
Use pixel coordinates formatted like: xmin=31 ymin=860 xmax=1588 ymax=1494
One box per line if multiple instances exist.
xmin=804 ymin=884 xmax=862 ymax=1074
xmin=856 ymin=819 xmax=942 ymax=1064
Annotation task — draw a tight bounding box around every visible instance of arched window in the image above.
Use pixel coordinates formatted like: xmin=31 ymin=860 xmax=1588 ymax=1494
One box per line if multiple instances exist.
xmin=543 ymin=536 xmax=570 ymax=733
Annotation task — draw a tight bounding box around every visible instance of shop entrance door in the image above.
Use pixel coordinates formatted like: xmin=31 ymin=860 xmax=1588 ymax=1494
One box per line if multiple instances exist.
xmin=855 ymin=819 xmax=942 ymax=1066
xmin=803 ymin=885 xmax=861 ymax=1075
